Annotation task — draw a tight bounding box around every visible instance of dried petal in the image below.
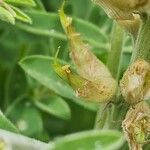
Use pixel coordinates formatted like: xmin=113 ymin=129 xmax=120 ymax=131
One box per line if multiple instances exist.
xmin=120 ymin=60 xmax=150 ymax=105
xmin=122 ymin=101 xmax=150 ymax=150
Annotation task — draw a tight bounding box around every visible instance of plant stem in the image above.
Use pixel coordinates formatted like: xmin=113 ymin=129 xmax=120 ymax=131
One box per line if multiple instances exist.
xmin=94 ymin=22 xmax=124 ymax=129
xmin=107 ymin=22 xmax=124 ymax=80
xmin=131 ymin=15 xmax=150 ymax=63
xmin=109 ymin=15 xmax=150 ymax=130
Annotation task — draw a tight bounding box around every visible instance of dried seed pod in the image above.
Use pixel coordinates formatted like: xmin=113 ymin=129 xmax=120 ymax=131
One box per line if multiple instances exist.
xmin=120 ymin=60 xmax=150 ymax=105
xmin=55 ymin=1 xmax=117 ymax=102
xmin=93 ymin=0 xmax=150 ymax=17
xmin=92 ymin=0 xmax=150 ymax=36
xmin=92 ymin=0 xmax=134 ymax=20
xmin=92 ymin=0 xmax=141 ymax=36
xmin=110 ymin=0 xmax=150 ymax=13
xmin=117 ymin=14 xmax=141 ymax=38
xmin=59 ymin=1 xmax=114 ymax=81
xmin=122 ymin=101 xmax=150 ymax=150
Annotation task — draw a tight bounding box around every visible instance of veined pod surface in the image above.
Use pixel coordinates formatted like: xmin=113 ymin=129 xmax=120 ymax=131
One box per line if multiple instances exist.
xmin=54 ymin=2 xmax=117 ymax=102
xmin=122 ymin=101 xmax=150 ymax=150
xmin=93 ymin=0 xmax=150 ymax=19
xmin=120 ymin=59 xmax=150 ymax=105
xmin=92 ymin=0 xmax=134 ymax=20
xmin=92 ymin=0 xmax=144 ymax=37
xmin=117 ymin=14 xmax=141 ymax=37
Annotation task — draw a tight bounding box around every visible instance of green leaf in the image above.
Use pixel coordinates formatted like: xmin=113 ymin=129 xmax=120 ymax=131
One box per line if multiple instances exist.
xmin=0 ymin=110 xmax=18 ymax=133
xmin=34 ymin=0 xmax=45 ymax=11
xmin=5 ymin=0 xmax=36 ymax=7
xmin=8 ymin=102 xmax=43 ymax=136
xmin=19 ymin=55 xmax=98 ymax=111
xmin=0 ymin=6 xmax=15 ymax=24
xmin=0 ymin=129 xmax=49 ymax=150
xmin=34 ymin=95 xmax=71 ymax=120
xmin=5 ymin=65 xmax=28 ymax=104
xmin=71 ymin=0 xmax=92 ymax=19
xmin=10 ymin=6 xmax=32 ymax=23
xmin=53 ymin=130 xmax=125 ymax=150
xmin=16 ymin=10 xmax=108 ymax=49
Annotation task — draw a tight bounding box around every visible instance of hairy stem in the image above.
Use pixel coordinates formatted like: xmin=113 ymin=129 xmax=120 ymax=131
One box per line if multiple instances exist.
xmin=94 ymin=22 xmax=124 ymax=129
xmin=131 ymin=15 xmax=150 ymax=63
xmin=107 ymin=22 xmax=124 ymax=80
xmin=124 ymin=14 xmax=150 ymax=150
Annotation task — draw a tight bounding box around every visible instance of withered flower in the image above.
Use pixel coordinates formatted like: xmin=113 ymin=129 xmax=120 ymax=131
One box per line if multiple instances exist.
xmin=120 ymin=59 xmax=150 ymax=105
xmin=93 ymin=0 xmax=150 ymax=19
xmin=92 ymin=0 xmax=150 ymax=37
xmin=53 ymin=1 xmax=117 ymax=102
xmin=122 ymin=101 xmax=150 ymax=150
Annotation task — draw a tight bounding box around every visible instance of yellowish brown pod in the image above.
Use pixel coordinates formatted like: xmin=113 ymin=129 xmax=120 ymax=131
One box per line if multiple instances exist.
xmin=53 ymin=1 xmax=117 ymax=103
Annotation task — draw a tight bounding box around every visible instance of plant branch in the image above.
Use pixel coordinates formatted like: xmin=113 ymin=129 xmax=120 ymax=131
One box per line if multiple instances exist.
xmin=94 ymin=22 xmax=124 ymax=129
xmin=107 ymin=21 xmax=124 ymax=80
xmin=131 ymin=15 xmax=150 ymax=63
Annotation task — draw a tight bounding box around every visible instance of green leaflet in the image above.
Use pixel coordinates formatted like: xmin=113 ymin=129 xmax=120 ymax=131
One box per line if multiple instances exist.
xmin=0 ymin=110 xmax=19 ymax=133
xmin=33 ymin=95 xmax=71 ymax=120
xmin=5 ymin=0 xmax=36 ymax=7
xmin=0 ymin=0 xmax=34 ymax=24
xmin=10 ymin=5 xmax=32 ymax=23
xmin=53 ymin=130 xmax=124 ymax=150
xmin=0 ymin=6 xmax=15 ymax=24
xmin=8 ymin=102 xmax=43 ymax=136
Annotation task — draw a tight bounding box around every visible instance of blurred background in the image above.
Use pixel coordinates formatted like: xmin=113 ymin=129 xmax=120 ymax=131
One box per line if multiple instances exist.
xmin=0 ymin=0 xmax=132 ymax=142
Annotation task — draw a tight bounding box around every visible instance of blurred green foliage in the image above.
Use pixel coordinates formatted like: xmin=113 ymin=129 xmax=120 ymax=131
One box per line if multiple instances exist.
xmin=0 ymin=0 xmax=144 ymax=150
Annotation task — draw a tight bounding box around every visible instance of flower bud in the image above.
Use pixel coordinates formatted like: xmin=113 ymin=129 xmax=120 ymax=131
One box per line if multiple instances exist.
xmin=120 ymin=60 xmax=150 ymax=105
